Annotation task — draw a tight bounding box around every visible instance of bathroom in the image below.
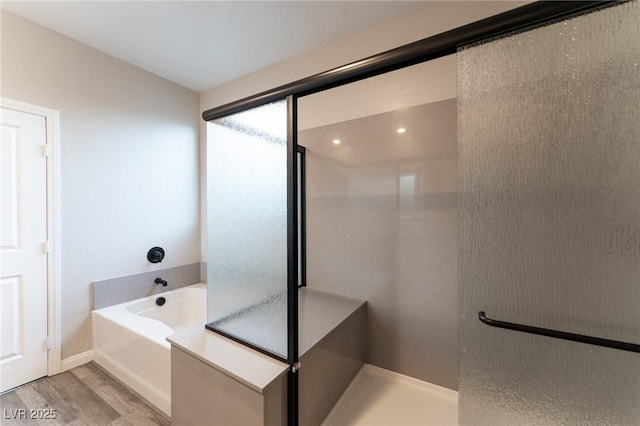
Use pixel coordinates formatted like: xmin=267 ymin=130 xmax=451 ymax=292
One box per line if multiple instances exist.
xmin=1 ymin=1 xmax=638 ymax=425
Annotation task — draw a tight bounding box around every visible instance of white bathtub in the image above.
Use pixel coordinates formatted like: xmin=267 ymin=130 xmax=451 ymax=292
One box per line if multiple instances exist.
xmin=92 ymin=283 xmax=206 ymax=416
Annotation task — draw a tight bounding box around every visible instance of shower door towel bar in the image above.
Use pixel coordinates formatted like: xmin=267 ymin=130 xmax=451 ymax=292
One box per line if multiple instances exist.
xmin=478 ymin=311 xmax=640 ymax=353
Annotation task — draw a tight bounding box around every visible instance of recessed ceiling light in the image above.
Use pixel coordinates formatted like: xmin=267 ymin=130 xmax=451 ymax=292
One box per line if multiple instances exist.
xmin=397 ymin=128 xmax=406 ymax=134
xmin=332 ymin=139 xmax=341 ymax=145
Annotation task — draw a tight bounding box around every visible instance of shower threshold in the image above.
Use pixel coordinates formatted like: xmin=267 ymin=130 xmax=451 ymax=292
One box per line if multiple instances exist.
xmin=322 ymin=364 xmax=458 ymax=426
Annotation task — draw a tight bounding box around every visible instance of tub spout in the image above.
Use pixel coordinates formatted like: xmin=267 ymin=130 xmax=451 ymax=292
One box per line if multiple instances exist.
xmin=154 ymin=278 xmax=168 ymax=287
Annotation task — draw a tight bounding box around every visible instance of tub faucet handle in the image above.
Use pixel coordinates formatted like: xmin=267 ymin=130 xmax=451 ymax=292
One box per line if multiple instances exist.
xmin=154 ymin=278 xmax=168 ymax=287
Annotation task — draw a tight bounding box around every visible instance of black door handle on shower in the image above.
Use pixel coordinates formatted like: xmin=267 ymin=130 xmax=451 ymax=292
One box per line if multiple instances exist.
xmin=478 ymin=311 xmax=640 ymax=353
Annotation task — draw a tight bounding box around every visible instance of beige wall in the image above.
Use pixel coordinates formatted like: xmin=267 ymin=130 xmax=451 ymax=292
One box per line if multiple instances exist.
xmin=1 ymin=11 xmax=201 ymax=359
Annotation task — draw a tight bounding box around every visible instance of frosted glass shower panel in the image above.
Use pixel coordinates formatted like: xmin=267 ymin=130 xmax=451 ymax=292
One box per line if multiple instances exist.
xmin=206 ymin=100 xmax=288 ymax=359
xmin=458 ymin=2 xmax=640 ymax=424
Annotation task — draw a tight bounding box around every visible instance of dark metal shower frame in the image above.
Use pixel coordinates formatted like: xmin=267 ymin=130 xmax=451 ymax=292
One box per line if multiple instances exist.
xmin=202 ymin=1 xmax=610 ymax=122
xmin=202 ymin=2 xmax=614 ymax=425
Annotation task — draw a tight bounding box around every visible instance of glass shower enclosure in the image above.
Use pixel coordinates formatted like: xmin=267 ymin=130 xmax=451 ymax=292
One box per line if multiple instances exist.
xmin=202 ymin=2 xmax=639 ymax=424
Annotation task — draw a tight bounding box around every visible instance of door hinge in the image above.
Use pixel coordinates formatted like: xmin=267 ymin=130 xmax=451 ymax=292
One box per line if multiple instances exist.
xmin=46 ymin=337 xmax=53 ymax=351
xmin=41 ymin=144 xmax=50 ymax=158
xmin=42 ymin=241 xmax=51 ymax=254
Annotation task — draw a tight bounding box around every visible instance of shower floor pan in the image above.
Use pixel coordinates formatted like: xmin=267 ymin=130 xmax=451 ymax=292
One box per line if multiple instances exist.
xmin=323 ymin=364 xmax=458 ymax=426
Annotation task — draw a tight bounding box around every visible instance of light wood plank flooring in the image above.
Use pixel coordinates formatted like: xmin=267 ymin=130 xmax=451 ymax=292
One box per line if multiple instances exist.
xmin=0 ymin=362 xmax=170 ymax=426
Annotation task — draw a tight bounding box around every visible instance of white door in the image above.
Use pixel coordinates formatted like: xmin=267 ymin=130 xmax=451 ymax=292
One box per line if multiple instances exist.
xmin=0 ymin=107 xmax=48 ymax=392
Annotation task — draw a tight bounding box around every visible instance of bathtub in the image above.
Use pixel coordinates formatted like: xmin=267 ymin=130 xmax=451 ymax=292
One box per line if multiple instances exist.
xmin=92 ymin=283 xmax=206 ymax=416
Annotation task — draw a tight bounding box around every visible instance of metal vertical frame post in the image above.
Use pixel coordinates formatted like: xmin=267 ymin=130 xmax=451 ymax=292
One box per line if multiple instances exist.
xmin=286 ymin=95 xmax=300 ymax=425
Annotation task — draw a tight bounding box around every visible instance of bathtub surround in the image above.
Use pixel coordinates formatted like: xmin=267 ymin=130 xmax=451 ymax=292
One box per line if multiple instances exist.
xmin=93 ymin=262 xmax=202 ymax=309
xmin=170 ymin=332 xmax=289 ymax=426
xmin=169 ymin=288 xmax=365 ymax=425
xmin=1 ymin=11 xmax=200 ymax=361
xmin=93 ymin=284 xmax=206 ymax=416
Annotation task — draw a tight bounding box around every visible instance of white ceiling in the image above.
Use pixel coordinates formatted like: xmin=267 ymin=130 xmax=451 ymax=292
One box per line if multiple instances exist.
xmin=1 ymin=1 xmax=425 ymax=93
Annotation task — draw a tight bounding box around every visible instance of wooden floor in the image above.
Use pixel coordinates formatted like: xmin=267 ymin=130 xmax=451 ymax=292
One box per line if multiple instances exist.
xmin=0 ymin=362 xmax=170 ymax=425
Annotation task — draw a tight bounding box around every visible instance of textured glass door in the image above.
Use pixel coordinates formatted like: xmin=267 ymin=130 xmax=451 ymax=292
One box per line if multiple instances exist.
xmin=458 ymin=2 xmax=640 ymax=424
xmin=206 ymin=99 xmax=289 ymax=360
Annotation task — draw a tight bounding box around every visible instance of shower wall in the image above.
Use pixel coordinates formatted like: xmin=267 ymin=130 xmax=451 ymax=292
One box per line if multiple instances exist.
xmin=300 ymin=59 xmax=458 ymax=389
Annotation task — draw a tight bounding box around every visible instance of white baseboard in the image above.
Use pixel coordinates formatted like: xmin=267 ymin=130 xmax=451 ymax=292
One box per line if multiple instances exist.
xmin=61 ymin=350 xmax=94 ymax=372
